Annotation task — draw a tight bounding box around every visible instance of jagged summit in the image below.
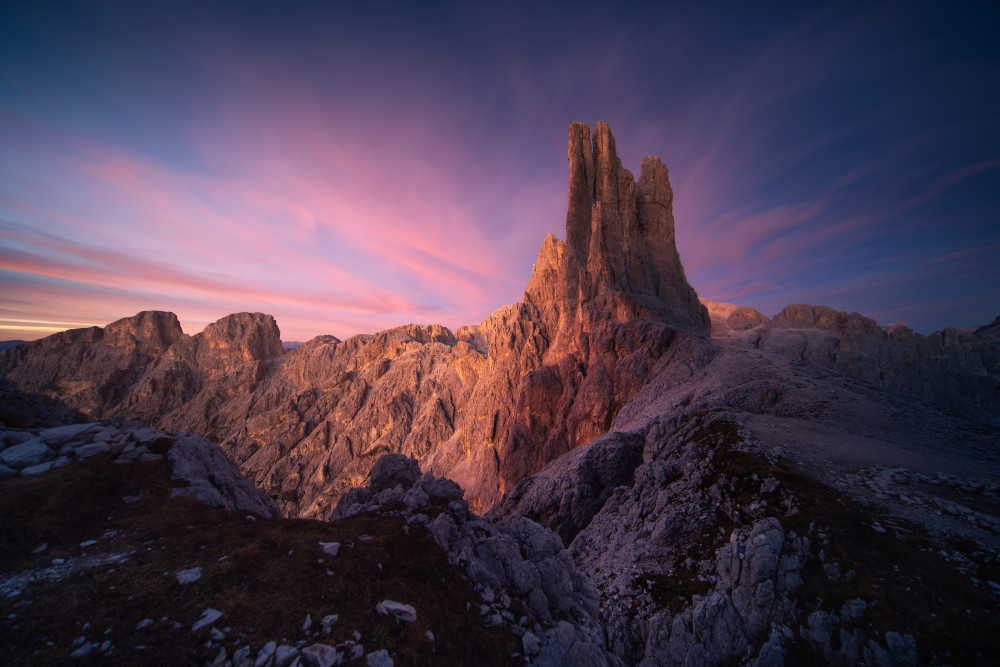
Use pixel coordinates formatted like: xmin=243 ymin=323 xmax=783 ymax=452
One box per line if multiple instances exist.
xmin=526 ymin=121 xmax=709 ymax=337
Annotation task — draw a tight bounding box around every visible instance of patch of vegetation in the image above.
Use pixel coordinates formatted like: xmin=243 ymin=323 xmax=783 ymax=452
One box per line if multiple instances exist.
xmin=635 ymin=568 xmax=713 ymax=614
xmin=0 ymin=455 xmax=517 ymax=666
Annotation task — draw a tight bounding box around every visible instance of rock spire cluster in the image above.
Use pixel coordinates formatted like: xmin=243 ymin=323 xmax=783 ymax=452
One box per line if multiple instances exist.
xmin=527 ymin=121 xmax=709 ymax=337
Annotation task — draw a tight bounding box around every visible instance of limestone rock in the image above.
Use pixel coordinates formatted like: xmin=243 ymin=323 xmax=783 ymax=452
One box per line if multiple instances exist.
xmin=375 ymin=600 xmax=416 ymax=623
xmin=0 ymin=438 xmax=52 ymax=469
xmin=300 ymin=643 xmax=342 ymax=667
xmin=703 ymin=299 xmax=1000 ymax=426
xmin=334 ymin=453 xmax=619 ymax=666
xmin=368 ymin=453 xmax=421 ymax=493
xmin=168 ymin=434 xmax=281 ymax=517
xmin=489 ymin=431 xmax=645 ymax=545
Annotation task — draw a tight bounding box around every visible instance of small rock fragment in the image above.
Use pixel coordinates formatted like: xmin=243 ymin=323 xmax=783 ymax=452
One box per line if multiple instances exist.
xmin=254 ymin=641 xmax=277 ymax=667
xmin=274 ymin=645 xmax=300 ymax=667
xmin=175 ymin=567 xmax=203 ymax=584
xmin=192 ymin=608 xmax=223 ymax=632
xmin=366 ymin=649 xmax=394 ymax=667
xmin=375 ymin=600 xmax=416 ymax=623
xmin=522 ymin=630 xmax=540 ymax=655
xmin=300 ymin=643 xmax=341 ymax=667
xmin=70 ymin=642 xmax=97 ymax=658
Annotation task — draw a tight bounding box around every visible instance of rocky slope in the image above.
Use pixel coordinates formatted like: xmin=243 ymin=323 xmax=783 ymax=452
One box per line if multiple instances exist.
xmin=0 ymin=382 xmax=616 ymax=666
xmin=702 ymin=299 xmax=1000 ymax=426
xmin=490 ymin=352 xmax=1000 ymax=664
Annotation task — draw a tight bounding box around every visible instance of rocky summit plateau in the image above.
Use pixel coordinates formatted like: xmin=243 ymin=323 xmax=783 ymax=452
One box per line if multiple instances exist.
xmin=1 ymin=122 xmax=998 ymax=667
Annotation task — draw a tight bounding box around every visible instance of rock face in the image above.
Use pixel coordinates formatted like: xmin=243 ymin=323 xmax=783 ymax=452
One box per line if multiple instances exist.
xmin=492 ymin=394 xmax=999 ymax=665
xmin=501 ymin=121 xmax=710 ymax=491
xmin=0 ymin=122 xmax=712 ymax=517
xmin=559 ymin=121 xmax=708 ymax=335
xmin=0 ymin=381 xmax=279 ymax=516
xmin=330 ymin=453 xmax=620 ymax=666
xmin=701 ymin=299 xmax=1000 ymax=426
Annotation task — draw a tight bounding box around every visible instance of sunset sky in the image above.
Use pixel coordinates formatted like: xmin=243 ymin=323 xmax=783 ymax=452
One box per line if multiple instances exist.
xmin=1 ymin=1 xmax=997 ymax=342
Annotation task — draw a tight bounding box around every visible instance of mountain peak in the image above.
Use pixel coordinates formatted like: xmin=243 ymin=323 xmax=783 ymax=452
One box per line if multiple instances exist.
xmin=530 ymin=121 xmax=708 ymax=335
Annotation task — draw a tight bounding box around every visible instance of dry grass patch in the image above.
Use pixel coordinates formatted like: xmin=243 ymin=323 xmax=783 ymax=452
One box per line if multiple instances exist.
xmin=0 ymin=455 xmax=517 ymax=666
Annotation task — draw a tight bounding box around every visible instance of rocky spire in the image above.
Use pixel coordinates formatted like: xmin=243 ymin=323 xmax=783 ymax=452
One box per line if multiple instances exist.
xmin=566 ymin=121 xmax=595 ymax=253
xmin=532 ymin=121 xmax=709 ymax=335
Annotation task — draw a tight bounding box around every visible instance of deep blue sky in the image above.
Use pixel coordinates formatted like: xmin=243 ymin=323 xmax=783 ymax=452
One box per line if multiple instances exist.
xmin=1 ymin=0 xmax=997 ymax=340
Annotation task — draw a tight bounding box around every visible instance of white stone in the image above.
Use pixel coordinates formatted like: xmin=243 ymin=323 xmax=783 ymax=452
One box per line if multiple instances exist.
xmin=375 ymin=600 xmax=416 ymax=622
xmin=274 ymin=645 xmax=300 ymax=667
xmin=20 ymin=461 xmax=54 ymax=476
xmin=0 ymin=438 xmax=51 ymax=469
xmin=366 ymin=650 xmax=393 ymax=667
xmin=254 ymin=641 xmax=277 ymax=667
xmin=319 ymin=541 xmax=340 ymax=556
xmin=192 ymin=608 xmax=223 ymax=632
xmin=175 ymin=567 xmax=202 ymax=584
xmin=300 ymin=643 xmax=341 ymax=667
xmin=39 ymin=423 xmax=98 ymax=445
xmin=74 ymin=441 xmax=111 ymax=458
xmin=71 ymin=641 xmax=97 ymax=658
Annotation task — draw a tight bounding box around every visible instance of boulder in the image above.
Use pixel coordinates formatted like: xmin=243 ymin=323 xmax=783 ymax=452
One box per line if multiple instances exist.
xmin=168 ymin=435 xmax=280 ymax=517
xmin=375 ymin=600 xmax=417 ymax=623
xmin=368 ymin=453 xmax=421 ymax=493
xmin=0 ymin=438 xmax=52 ymax=469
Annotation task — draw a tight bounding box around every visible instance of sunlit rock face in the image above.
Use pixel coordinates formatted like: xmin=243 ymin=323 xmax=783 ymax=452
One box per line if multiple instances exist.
xmin=0 ymin=121 xmax=712 ymax=516
xmin=501 ymin=121 xmax=712 ymax=490
xmin=555 ymin=121 xmax=708 ymax=334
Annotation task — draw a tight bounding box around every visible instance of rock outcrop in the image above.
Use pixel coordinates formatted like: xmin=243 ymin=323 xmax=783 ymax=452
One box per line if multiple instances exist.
xmin=701 ymin=299 xmax=1000 ymax=426
xmin=499 ymin=121 xmax=710 ymax=490
xmin=330 ymin=453 xmax=620 ymax=666
xmin=492 ymin=398 xmax=999 ymax=665
xmin=0 ymin=380 xmax=279 ymax=516
xmin=555 ymin=121 xmax=709 ymax=336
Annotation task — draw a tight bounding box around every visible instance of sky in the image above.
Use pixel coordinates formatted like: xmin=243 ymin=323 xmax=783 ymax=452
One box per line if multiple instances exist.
xmin=1 ymin=1 xmax=997 ymax=342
